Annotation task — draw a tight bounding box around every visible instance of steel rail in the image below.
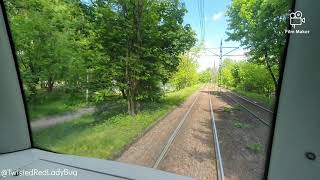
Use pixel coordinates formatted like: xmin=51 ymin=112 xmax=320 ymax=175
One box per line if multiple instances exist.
xmin=209 ymin=93 xmax=225 ymax=180
xmin=226 ymin=90 xmax=274 ymax=113
xmin=152 ymin=94 xmax=199 ymax=168
xmin=223 ymin=93 xmax=271 ymax=127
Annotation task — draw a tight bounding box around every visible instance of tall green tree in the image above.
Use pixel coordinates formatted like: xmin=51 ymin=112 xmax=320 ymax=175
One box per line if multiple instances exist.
xmin=6 ymin=0 xmax=89 ymax=98
xmin=199 ymin=68 xmax=212 ymax=83
xmin=6 ymin=0 xmax=196 ymax=114
xmin=170 ymin=55 xmax=199 ymax=90
xmin=220 ymin=59 xmax=275 ymax=96
xmin=92 ymin=0 xmax=196 ymax=114
xmin=226 ymin=0 xmax=292 ymax=89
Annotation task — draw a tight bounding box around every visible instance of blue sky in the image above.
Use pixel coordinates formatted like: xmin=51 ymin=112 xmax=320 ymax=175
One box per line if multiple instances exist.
xmin=181 ymin=0 xmax=246 ymax=71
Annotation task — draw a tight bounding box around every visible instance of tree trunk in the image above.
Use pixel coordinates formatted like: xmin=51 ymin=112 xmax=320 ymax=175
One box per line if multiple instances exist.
xmin=121 ymin=89 xmax=127 ymax=99
xmin=125 ymin=39 xmax=136 ymax=115
xmin=121 ymin=0 xmax=144 ymax=115
xmin=40 ymin=81 xmax=45 ymax=89
xmin=47 ymin=76 xmax=54 ymax=92
xmin=131 ymin=0 xmax=144 ymax=114
xmin=28 ymin=64 xmax=39 ymax=100
xmin=129 ymin=89 xmax=135 ymax=115
xmin=264 ymin=54 xmax=278 ymax=90
xmin=28 ymin=83 xmax=37 ymax=101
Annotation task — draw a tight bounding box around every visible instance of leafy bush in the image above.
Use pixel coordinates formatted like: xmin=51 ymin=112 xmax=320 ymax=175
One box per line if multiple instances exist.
xmin=220 ymin=59 xmax=276 ymax=97
xmin=170 ymin=56 xmax=199 ymax=90
xmin=199 ymin=68 xmax=212 ymax=83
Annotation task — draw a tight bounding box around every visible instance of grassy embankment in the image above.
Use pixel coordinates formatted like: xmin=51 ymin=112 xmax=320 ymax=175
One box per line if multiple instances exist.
xmin=227 ymin=87 xmax=274 ymax=109
xmin=28 ymin=91 xmax=87 ymax=121
xmin=33 ymin=84 xmax=202 ymax=159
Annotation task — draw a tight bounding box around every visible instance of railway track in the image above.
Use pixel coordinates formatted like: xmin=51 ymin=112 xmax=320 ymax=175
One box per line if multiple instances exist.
xmin=228 ymin=91 xmax=273 ymax=113
xmin=152 ymin=85 xmax=225 ymax=180
xmin=221 ymin=88 xmax=273 ymax=127
xmin=151 ymin=85 xmax=272 ymax=179
xmin=152 ymin=95 xmax=199 ymax=168
xmin=209 ymin=92 xmax=225 ymax=180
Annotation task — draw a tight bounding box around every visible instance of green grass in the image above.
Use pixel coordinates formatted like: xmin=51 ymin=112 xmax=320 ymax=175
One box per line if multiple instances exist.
xmin=233 ymin=121 xmax=251 ymax=128
xmin=246 ymin=143 xmax=263 ymax=153
xmin=223 ymin=107 xmax=232 ymax=113
xmin=164 ymin=84 xmax=202 ymax=105
xmin=229 ymin=87 xmax=274 ymax=109
xmin=28 ymin=91 xmax=87 ymax=121
xmin=33 ymin=84 xmax=202 ymax=159
xmin=232 ymin=104 xmax=242 ymax=111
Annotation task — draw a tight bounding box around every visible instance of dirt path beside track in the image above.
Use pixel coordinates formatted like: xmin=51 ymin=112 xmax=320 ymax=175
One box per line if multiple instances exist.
xmin=31 ymin=107 xmax=94 ymax=130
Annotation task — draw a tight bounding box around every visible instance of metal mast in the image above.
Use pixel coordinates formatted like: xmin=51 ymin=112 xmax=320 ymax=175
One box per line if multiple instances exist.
xmin=204 ymin=40 xmax=243 ymax=92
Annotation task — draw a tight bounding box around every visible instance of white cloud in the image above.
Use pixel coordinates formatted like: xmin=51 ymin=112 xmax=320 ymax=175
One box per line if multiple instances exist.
xmin=212 ymin=11 xmax=224 ymax=21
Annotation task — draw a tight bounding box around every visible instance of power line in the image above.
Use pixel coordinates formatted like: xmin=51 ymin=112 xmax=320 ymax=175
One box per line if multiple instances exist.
xmin=203 ymin=40 xmax=246 ymax=91
xmin=201 ymin=0 xmax=205 ymax=41
xmin=197 ymin=0 xmax=205 ymax=42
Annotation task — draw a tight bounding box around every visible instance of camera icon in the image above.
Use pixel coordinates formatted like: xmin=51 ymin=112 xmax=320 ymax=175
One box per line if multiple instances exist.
xmin=290 ymin=11 xmax=305 ymax=28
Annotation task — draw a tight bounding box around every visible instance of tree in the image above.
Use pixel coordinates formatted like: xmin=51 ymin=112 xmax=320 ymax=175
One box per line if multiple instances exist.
xmin=6 ymin=0 xmax=89 ymax=98
xmin=6 ymin=0 xmax=197 ymax=114
xmin=219 ymin=59 xmax=275 ymax=96
xmin=226 ymin=0 xmax=292 ymax=89
xmin=170 ymin=56 xmax=199 ymax=90
xmin=238 ymin=62 xmax=274 ymax=95
xmin=220 ymin=59 xmax=236 ymax=87
xmin=199 ymin=68 xmax=212 ymax=83
xmin=92 ymin=0 xmax=196 ymax=114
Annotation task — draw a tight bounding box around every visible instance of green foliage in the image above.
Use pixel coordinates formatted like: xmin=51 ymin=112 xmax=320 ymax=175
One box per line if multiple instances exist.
xmin=29 ymin=91 xmax=86 ymax=121
xmin=226 ymin=0 xmax=292 ymax=88
xmin=232 ymin=104 xmax=242 ymax=111
xmin=90 ymin=0 xmax=196 ymax=114
xmin=246 ymin=143 xmax=263 ymax=153
xmin=32 ymin=84 xmax=201 ymax=159
xmin=223 ymin=107 xmax=232 ymax=113
xmin=92 ymin=90 xmax=115 ymax=103
xmin=238 ymin=62 xmax=275 ymax=94
xmin=6 ymin=0 xmax=89 ymax=98
xmin=233 ymin=89 xmax=274 ymax=108
xmin=169 ymin=56 xmax=199 ymax=90
xmin=5 ymin=0 xmax=197 ymax=115
xmin=220 ymin=59 xmax=275 ymax=97
xmin=234 ymin=122 xmax=250 ymax=128
xmin=199 ymin=68 xmax=212 ymax=83
xmin=220 ymin=59 xmax=237 ymax=87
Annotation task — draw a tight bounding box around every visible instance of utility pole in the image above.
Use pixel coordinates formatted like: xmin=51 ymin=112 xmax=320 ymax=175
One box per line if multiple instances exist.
xmin=219 ymin=40 xmax=223 ymax=92
xmin=85 ymin=68 xmax=93 ymax=104
xmin=86 ymin=69 xmax=89 ymax=104
xmin=204 ymin=39 xmax=243 ymax=92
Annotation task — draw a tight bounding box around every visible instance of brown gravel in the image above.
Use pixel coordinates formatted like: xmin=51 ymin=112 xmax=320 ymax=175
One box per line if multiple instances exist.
xmin=158 ymin=87 xmax=217 ymax=180
xmin=210 ymin=86 xmax=271 ymax=180
xmin=117 ymin=90 xmax=201 ymax=167
xmin=222 ymin=89 xmax=273 ymax=126
xmin=117 ymin=84 xmax=271 ymax=180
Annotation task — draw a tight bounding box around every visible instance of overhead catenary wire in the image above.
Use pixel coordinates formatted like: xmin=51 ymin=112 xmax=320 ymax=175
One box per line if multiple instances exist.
xmin=197 ymin=0 xmax=205 ymax=42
